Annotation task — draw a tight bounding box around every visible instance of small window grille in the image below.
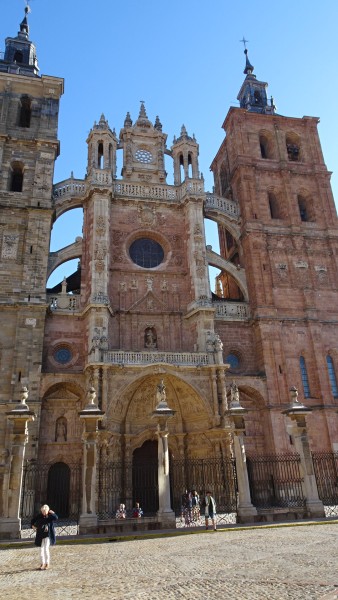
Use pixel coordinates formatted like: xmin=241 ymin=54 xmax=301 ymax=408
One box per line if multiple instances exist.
xmin=300 ymin=356 xmax=310 ymax=398
xmin=326 ymin=356 xmax=338 ymax=397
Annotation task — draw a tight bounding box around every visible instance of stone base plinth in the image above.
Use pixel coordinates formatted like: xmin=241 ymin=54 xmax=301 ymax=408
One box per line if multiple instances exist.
xmin=0 ymin=517 xmax=21 ymax=540
xmin=236 ymin=504 xmax=258 ymax=523
xmin=306 ymin=500 xmax=325 ymax=519
xmin=78 ymin=514 xmax=99 ymax=535
xmin=94 ymin=516 xmax=176 ymax=535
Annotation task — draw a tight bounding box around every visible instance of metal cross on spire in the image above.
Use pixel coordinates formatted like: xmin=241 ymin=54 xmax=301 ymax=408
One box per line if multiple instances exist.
xmin=24 ymin=0 xmax=32 ymax=14
xmin=239 ymin=36 xmax=249 ymax=50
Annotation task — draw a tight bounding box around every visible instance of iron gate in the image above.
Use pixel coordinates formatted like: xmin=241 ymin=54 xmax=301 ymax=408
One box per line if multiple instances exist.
xmin=20 ymin=461 xmax=82 ymax=537
xmin=247 ymin=454 xmax=305 ymax=509
xmin=97 ymin=460 xmax=159 ymax=518
xmin=170 ymin=457 xmax=238 ymax=525
xmin=312 ymin=452 xmax=338 ymax=517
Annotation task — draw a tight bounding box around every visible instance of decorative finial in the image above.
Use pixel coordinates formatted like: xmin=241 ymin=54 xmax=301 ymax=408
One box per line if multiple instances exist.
xmin=124 ymin=111 xmax=132 ymax=128
xmin=139 ymin=100 xmax=147 ymax=119
xmin=154 ymin=115 xmax=162 ymax=131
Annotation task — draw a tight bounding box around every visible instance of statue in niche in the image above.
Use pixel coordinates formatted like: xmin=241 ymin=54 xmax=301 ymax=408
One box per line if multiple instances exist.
xmin=229 ymin=382 xmax=240 ymax=408
xmin=214 ymin=334 xmax=223 ymax=352
xmin=55 ymin=416 xmax=67 ymax=442
xmin=156 ymin=379 xmax=166 ymax=404
xmin=145 ymin=327 xmax=157 ymax=349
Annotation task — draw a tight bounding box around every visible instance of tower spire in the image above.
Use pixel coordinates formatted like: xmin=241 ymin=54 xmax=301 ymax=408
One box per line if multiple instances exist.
xmin=0 ymin=1 xmax=39 ymax=76
xmin=243 ymin=48 xmax=254 ymax=75
xmin=236 ymin=48 xmax=276 ymax=115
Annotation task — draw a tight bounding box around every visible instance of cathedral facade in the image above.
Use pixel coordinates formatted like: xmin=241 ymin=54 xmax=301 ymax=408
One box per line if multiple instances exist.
xmin=1 ymin=10 xmax=338 ymax=536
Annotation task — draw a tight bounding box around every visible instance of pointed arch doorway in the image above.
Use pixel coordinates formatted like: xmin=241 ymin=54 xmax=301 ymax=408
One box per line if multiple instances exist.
xmin=132 ymin=440 xmax=158 ymax=515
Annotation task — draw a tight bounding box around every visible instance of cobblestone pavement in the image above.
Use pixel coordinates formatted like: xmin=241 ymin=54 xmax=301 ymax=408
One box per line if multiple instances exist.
xmin=1 ymin=524 xmax=338 ymax=599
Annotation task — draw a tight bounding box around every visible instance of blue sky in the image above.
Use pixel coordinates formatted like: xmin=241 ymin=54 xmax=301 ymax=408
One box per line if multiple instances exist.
xmin=2 ymin=0 xmax=338 ymax=286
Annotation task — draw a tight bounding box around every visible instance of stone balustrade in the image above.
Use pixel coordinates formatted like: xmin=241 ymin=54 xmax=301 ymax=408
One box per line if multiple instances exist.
xmin=53 ymin=178 xmax=86 ymax=199
xmin=101 ymin=350 xmax=210 ymax=366
xmin=113 ymin=181 xmax=178 ymax=201
xmin=205 ymin=193 xmax=240 ymax=218
xmin=48 ymin=295 xmax=79 ymax=311
xmin=52 ymin=178 xmax=205 ymax=203
xmin=91 ymin=169 xmax=113 ymax=187
xmin=214 ymin=301 xmax=250 ymax=320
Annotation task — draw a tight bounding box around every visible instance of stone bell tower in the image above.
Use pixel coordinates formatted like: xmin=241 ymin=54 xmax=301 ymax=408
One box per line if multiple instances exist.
xmin=119 ymin=102 xmax=167 ymax=183
xmin=0 ymin=7 xmax=63 ymax=443
xmin=210 ymin=49 xmax=338 ymax=450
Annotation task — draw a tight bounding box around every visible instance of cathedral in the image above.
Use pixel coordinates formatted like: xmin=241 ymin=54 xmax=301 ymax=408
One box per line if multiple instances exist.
xmin=0 ymin=8 xmax=338 ymax=538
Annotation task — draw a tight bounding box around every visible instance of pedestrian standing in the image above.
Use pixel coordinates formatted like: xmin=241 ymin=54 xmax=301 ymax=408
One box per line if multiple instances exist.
xmin=31 ymin=504 xmax=58 ymax=570
xmin=204 ymin=491 xmax=217 ymax=531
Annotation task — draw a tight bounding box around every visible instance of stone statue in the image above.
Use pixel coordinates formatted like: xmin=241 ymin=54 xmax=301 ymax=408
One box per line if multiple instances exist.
xmin=156 ymin=379 xmax=166 ymax=404
xmin=214 ymin=334 xmax=223 ymax=352
xmin=55 ymin=416 xmax=67 ymax=442
xmin=229 ymin=381 xmax=240 ymax=407
xmin=145 ymin=327 xmax=157 ymax=349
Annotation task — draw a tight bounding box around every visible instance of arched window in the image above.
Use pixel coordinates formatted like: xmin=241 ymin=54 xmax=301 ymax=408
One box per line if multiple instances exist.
xmin=10 ymin=162 xmax=24 ymax=192
xmin=300 ymin=356 xmax=310 ymax=398
xmin=188 ymin=153 xmax=193 ymax=178
xmin=225 ymin=353 xmax=240 ymax=370
xmin=286 ymin=134 xmax=301 ymax=161
xmin=268 ymin=192 xmax=281 ymax=219
xmin=298 ymin=195 xmax=314 ymax=222
xmin=179 ymin=154 xmax=184 ymax=182
xmin=98 ymin=142 xmax=104 ymax=169
xmin=326 ymin=356 xmax=338 ymax=397
xmin=254 ymin=90 xmax=262 ymax=105
xmin=259 ymin=133 xmax=273 ymax=159
xmin=19 ymin=95 xmax=31 ymax=128
xmin=14 ymin=50 xmax=23 ymax=63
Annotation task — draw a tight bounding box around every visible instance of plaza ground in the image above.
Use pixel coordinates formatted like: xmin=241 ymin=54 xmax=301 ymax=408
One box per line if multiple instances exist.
xmin=0 ymin=522 xmax=338 ymax=599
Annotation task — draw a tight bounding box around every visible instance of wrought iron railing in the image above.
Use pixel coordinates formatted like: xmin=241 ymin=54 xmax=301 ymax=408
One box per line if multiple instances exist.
xmin=312 ymin=451 xmax=338 ymax=517
xmin=20 ymin=461 xmax=82 ymax=537
xmin=170 ymin=457 xmax=238 ymax=522
xmin=247 ymin=454 xmax=305 ymax=509
xmin=97 ymin=460 xmax=159 ymax=519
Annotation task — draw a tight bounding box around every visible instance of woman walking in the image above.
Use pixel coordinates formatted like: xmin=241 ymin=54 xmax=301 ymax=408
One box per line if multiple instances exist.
xmin=31 ymin=504 xmax=58 ymax=570
xmin=204 ymin=491 xmax=217 ymax=531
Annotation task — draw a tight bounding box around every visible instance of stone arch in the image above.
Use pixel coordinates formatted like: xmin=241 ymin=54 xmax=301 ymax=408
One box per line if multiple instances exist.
xmin=106 ymin=372 xmax=215 ymax=456
xmin=206 ymin=247 xmax=248 ymax=301
xmin=38 ymin=381 xmax=85 ymax=464
xmin=47 ymin=237 xmax=83 ymax=279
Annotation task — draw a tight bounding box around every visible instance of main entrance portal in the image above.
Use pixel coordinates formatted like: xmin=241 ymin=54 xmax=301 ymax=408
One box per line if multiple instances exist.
xmin=132 ymin=440 xmax=158 ymax=515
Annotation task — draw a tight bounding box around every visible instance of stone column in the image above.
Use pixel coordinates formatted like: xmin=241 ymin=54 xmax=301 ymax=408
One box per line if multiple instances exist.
xmin=282 ymin=387 xmax=324 ymax=518
xmin=78 ymin=387 xmax=104 ymax=534
xmin=151 ymin=380 xmax=175 ymax=526
xmin=226 ymin=382 xmax=257 ymax=523
xmin=0 ymin=387 xmax=35 ymax=539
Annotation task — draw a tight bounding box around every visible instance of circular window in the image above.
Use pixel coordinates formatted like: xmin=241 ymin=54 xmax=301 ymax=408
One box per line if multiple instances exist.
xmin=54 ymin=347 xmax=72 ymax=364
xmin=135 ymin=149 xmax=153 ymax=164
xmin=225 ymin=353 xmax=240 ymax=370
xmin=129 ymin=238 xmax=164 ymax=268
